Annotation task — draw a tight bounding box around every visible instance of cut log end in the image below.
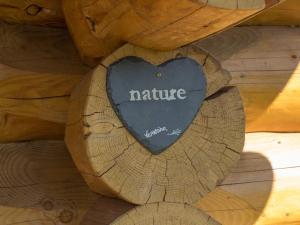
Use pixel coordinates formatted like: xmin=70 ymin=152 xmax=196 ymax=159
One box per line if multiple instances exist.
xmin=111 ymin=203 xmax=220 ymax=225
xmin=65 ymin=44 xmax=245 ymax=205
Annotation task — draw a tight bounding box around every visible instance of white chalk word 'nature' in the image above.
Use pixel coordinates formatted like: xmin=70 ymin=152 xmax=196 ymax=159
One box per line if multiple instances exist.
xmin=129 ymin=88 xmax=187 ymax=101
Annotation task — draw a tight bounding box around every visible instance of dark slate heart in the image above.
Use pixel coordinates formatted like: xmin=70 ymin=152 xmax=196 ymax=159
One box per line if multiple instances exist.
xmin=107 ymin=56 xmax=206 ymax=155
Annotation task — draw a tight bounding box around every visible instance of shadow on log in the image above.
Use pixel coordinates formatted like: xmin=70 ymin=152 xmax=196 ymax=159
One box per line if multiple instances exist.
xmin=0 ymin=0 xmax=64 ymax=27
xmin=2 ymin=134 xmax=300 ymax=224
xmin=62 ymin=0 xmax=283 ymax=63
xmin=65 ymin=44 xmax=245 ymax=205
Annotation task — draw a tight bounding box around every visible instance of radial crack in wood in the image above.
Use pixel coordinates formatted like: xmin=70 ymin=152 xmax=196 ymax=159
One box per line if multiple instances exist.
xmin=110 ymin=203 xmax=220 ymax=225
xmin=65 ymin=44 xmax=245 ymax=205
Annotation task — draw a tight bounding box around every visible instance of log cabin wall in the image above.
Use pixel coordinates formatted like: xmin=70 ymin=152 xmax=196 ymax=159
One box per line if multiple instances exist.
xmin=0 ymin=1 xmax=299 ymax=225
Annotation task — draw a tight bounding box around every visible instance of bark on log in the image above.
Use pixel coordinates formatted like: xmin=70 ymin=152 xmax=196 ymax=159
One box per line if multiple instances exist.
xmin=0 ymin=0 xmax=64 ymax=27
xmin=65 ymin=44 xmax=245 ymax=205
xmin=62 ymin=0 xmax=283 ymax=63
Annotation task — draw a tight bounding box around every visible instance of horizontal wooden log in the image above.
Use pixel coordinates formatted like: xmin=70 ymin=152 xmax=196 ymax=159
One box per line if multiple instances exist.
xmin=0 ymin=140 xmax=98 ymax=225
xmin=0 ymin=66 xmax=81 ymax=142
xmin=62 ymin=0 xmax=282 ymax=62
xmin=0 ymin=22 xmax=90 ymax=74
xmin=198 ymin=133 xmax=300 ymax=225
xmin=1 ymin=133 xmax=295 ymax=224
xmin=244 ymin=0 xmax=300 ymax=25
xmin=0 ymin=0 xmax=64 ymax=26
xmin=0 ymin=22 xmax=89 ymax=142
xmin=197 ymin=26 xmax=300 ymax=132
xmin=1 ymin=26 xmax=300 ymax=142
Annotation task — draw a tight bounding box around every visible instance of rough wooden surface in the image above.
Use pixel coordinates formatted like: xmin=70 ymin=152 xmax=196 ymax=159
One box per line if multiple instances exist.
xmin=0 ymin=22 xmax=90 ymax=74
xmin=0 ymin=0 xmax=64 ymax=26
xmin=0 ymin=67 xmax=81 ymax=142
xmin=62 ymin=0 xmax=282 ymax=62
xmin=1 ymin=133 xmax=298 ymax=225
xmin=197 ymin=26 xmax=300 ymax=132
xmin=111 ymin=203 xmax=220 ymax=225
xmin=0 ymin=22 xmax=89 ymax=142
xmin=0 ymin=140 xmax=97 ymax=225
xmin=198 ymin=133 xmax=300 ymax=225
xmin=244 ymin=0 xmax=300 ymax=25
xmin=2 ymin=26 xmax=300 ymax=142
xmin=65 ymin=44 xmax=245 ymax=205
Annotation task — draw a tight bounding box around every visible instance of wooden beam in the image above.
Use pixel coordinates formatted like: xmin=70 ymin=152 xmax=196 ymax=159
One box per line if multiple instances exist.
xmin=1 ymin=26 xmax=300 ymax=142
xmin=198 ymin=133 xmax=300 ymax=225
xmin=0 ymin=133 xmax=298 ymax=224
xmin=244 ymin=0 xmax=300 ymax=26
xmin=197 ymin=26 xmax=300 ymax=132
xmin=62 ymin=0 xmax=282 ymax=62
xmin=0 ymin=140 xmax=97 ymax=225
xmin=0 ymin=67 xmax=81 ymax=142
xmin=0 ymin=0 xmax=64 ymax=26
xmin=0 ymin=22 xmax=89 ymax=142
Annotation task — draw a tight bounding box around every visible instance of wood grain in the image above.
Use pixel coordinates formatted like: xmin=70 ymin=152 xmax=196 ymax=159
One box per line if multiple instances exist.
xmin=0 ymin=22 xmax=89 ymax=143
xmin=244 ymin=0 xmax=300 ymax=25
xmin=197 ymin=26 xmax=300 ymax=132
xmin=65 ymin=44 xmax=245 ymax=205
xmin=198 ymin=133 xmax=300 ymax=225
xmin=62 ymin=0 xmax=282 ymax=62
xmin=0 ymin=67 xmax=81 ymax=142
xmin=110 ymin=203 xmax=220 ymax=225
xmin=0 ymin=22 xmax=90 ymax=74
xmin=0 ymin=140 xmax=97 ymax=225
xmin=2 ymin=26 xmax=300 ymax=142
xmin=0 ymin=0 xmax=64 ymax=26
xmin=1 ymin=133 xmax=297 ymax=225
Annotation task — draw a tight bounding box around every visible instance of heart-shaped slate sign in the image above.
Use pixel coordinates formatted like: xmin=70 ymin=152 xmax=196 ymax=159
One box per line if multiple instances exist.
xmin=107 ymin=56 xmax=206 ymax=155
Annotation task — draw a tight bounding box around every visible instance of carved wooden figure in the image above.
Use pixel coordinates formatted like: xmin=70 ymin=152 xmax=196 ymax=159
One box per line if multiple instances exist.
xmin=65 ymin=44 xmax=245 ymax=205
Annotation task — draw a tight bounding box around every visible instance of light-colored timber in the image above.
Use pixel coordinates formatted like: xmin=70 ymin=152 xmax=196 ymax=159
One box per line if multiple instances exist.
xmin=0 ymin=22 xmax=89 ymax=142
xmin=110 ymin=203 xmax=220 ymax=225
xmin=199 ymin=133 xmax=300 ymax=225
xmin=0 ymin=22 xmax=90 ymax=74
xmin=244 ymin=0 xmax=300 ymax=25
xmin=0 ymin=67 xmax=81 ymax=142
xmin=1 ymin=26 xmax=300 ymax=142
xmin=65 ymin=44 xmax=245 ymax=205
xmin=1 ymin=133 xmax=299 ymax=225
xmin=62 ymin=0 xmax=282 ymax=62
xmin=0 ymin=140 xmax=97 ymax=225
xmin=0 ymin=0 xmax=64 ymax=26
xmin=197 ymin=26 xmax=300 ymax=132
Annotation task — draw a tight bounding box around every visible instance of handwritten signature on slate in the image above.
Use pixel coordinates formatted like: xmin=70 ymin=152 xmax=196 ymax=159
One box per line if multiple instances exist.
xmin=144 ymin=126 xmax=182 ymax=138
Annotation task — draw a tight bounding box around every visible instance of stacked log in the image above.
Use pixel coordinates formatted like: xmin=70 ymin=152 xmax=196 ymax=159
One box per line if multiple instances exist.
xmin=197 ymin=26 xmax=300 ymax=132
xmin=62 ymin=0 xmax=282 ymax=63
xmin=1 ymin=24 xmax=300 ymax=142
xmin=0 ymin=0 xmax=64 ymax=26
xmin=65 ymin=44 xmax=245 ymax=205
